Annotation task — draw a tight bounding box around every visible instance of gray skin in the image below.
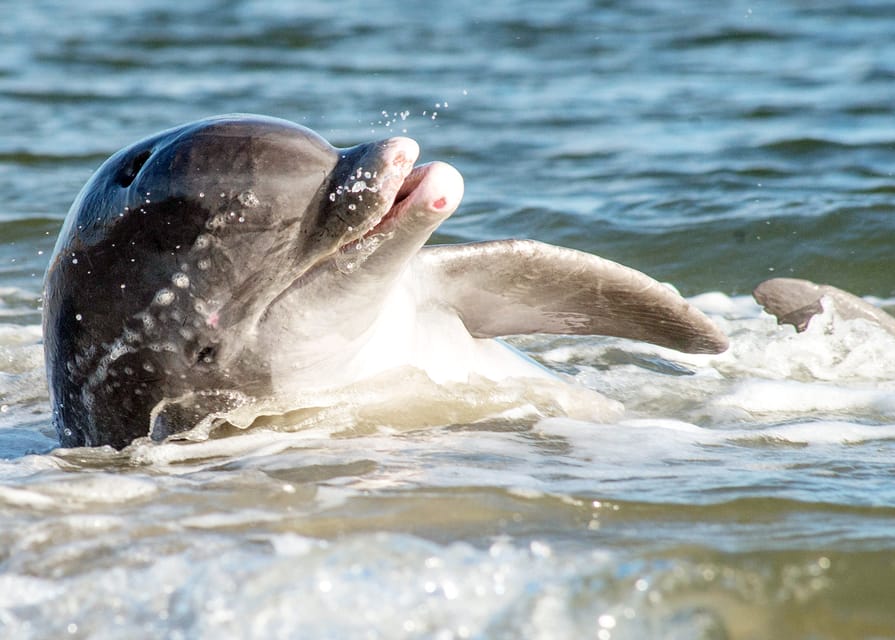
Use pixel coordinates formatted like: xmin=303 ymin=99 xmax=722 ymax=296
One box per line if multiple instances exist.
xmin=753 ymin=278 xmax=895 ymax=334
xmin=44 ymin=114 xmax=729 ymax=450
xmin=44 ymin=114 xmax=412 ymax=448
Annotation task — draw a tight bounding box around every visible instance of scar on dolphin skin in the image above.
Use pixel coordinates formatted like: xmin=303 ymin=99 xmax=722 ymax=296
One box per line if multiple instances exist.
xmin=43 ymin=114 xmax=729 ymax=449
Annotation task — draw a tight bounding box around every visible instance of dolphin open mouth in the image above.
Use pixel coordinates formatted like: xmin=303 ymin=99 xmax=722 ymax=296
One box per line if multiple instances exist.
xmin=330 ymin=134 xmax=464 ymax=270
xmin=361 ymin=163 xmax=436 ymax=238
xmin=339 ymin=162 xmax=463 ymax=256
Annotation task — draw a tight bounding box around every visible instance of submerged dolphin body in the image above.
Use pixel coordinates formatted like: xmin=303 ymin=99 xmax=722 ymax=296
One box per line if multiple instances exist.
xmin=43 ymin=114 xmax=729 ymax=449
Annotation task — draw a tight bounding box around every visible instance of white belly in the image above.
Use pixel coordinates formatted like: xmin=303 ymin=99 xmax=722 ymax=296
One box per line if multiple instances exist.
xmin=267 ymin=271 xmax=553 ymax=397
xmin=349 ymin=283 xmax=554 ymax=385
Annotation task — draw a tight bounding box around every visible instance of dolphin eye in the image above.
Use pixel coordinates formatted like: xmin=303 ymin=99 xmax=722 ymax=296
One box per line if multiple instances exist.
xmin=116 ymin=149 xmax=153 ymax=188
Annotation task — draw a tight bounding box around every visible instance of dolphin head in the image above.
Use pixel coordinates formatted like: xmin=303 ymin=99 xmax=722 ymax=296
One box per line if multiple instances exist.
xmin=43 ymin=114 xmax=464 ymax=448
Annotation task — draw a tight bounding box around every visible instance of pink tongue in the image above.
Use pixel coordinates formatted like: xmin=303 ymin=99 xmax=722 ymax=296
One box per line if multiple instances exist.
xmin=366 ymin=165 xmax=429 ymax=234
xmin=395 ymin=164 xmax=428 ymax=201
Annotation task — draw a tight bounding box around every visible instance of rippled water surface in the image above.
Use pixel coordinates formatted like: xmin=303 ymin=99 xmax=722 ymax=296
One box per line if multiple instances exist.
xmin=3 ymin=2 xmax=895 ymax=638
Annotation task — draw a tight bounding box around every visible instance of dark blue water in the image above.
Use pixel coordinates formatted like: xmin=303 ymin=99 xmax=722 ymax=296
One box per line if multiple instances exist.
xmin=2 ymin=2 xmax=895 ymax=637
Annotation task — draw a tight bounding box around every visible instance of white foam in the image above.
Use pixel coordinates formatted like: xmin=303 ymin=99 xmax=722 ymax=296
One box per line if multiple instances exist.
xmin=689 ymin=291 xmax=763 ymax=318
xmin=0 ymin=485 xmax=58 ymax=508
xmin=734 ymin=296 xmax=895 ymax=381
xmin=715 ymin=379 xmax=895 ymax=416
xmin=268 ymin=533 xmax=324 ymax=557
xmin=0 ymin=574 xmax=64 ymax=607
xmin=35 ymin=473 xmax=158 ymax=504
xmin=752 ymin=421 xmax=895 ymax=445
xmin=128 ymin=427 xmax=327 ymax=469
xmin=537 ymin=415 xmax=895 ymax=449
xmin=180 ymin=509 xmax=284 ymax=530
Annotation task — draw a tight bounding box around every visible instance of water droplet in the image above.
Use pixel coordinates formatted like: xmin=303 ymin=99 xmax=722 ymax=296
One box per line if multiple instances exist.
xmin=238 ymin=190 xmax=260 ymax=208
xmin=153 ymin=289 xmax=175 ymax=306
xmin=138 ymin=313 xmax=155 ymax=330
xmin=75 ymin=313 xmax=83 ymax=321
xmin=598 ymin=615 xmax=616 ymax=629
xmin=194 ymin=235 xmax=211 ymax=250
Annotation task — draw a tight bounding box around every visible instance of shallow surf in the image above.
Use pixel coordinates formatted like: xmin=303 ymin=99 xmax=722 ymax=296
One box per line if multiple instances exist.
xmin=4 ymin=292 xmax=895 ymax=637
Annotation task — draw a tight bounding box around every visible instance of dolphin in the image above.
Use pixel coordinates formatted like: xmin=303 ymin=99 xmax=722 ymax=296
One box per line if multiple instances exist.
xmin=43 ymin=114 xmax=729 ymax=449
xmin=753 ymin=277 xmax=895 ymax=334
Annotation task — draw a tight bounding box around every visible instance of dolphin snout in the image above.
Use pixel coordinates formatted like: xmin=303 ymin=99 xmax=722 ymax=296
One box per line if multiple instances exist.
xmin=381 ymin=136 xmax=420 ymax=175
xmin=419 ymin=161 xmax=464 ymax=214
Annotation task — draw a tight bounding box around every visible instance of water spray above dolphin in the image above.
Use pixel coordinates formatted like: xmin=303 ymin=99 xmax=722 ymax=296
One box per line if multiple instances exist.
xmin=43 ymin=114 xmax=729 ymax=449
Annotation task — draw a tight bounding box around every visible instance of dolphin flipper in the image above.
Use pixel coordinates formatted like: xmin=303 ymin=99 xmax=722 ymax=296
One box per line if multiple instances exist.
xmin=415 ymin=240 xmax=729 ymax=354
xmin=753 ymin=277 xmax=895 ymax=334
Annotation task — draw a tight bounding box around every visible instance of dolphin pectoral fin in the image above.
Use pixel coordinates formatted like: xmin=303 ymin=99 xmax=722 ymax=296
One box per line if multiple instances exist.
xmin=753 ymin=278 xmax=825 ymax=332
xmin=415 ymin=240 xmax=729 ymax=354
xmin=754 ymin=277 xmax=895 ymax=334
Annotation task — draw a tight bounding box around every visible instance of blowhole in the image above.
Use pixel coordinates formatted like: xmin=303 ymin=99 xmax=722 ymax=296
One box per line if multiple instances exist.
xmin=116 ymin=149 xmax=153 ymax=188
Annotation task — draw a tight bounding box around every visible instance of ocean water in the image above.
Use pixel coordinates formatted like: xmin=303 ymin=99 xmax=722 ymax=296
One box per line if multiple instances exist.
xmin=3 ymin=1 xmax=895 ymax=638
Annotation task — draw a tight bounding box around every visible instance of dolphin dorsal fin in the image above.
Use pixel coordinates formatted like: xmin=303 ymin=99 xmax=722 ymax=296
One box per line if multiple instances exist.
xmin=414 ymin=240 xmax=728 ymax=354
